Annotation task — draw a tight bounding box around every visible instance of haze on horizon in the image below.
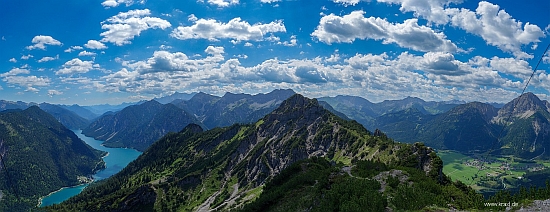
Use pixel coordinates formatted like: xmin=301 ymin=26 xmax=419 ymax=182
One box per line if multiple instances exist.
xmin=1 ymin=0 xmax=549 ymax=105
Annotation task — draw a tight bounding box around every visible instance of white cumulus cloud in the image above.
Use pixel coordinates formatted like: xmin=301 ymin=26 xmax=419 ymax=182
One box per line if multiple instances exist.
xmin=84 ymin=40 xmax=108 ymax=49
xmin=0 ymin=68 xmax=30 ymax=77
xmin=26 ymin=35 xmax=62 ymax=50
xmin=100 ymin=9 xmax=172 ymax=46
xmin=170 ymin=17 xmax=286 ymax=41
xmin=78 ymin=51 xmax=97 ymax=57
xmin=204 ymin=0 xmax=239 ymax=7
xmin=377 ymin=0 xmax=462 ymax=25
xmin=311 ymin=11 xmax=459 ymax=52
xmin=332 ymin=0 xmax=361 ymax=6
xmin=377 ymin=0 xmax=546 ymax=58
xmin=101 ymin=0 xmax=144 ymax=8
xmin=64 ymin=46 xmax=84 ymax=53
xmin=48 ymin=89 xmax=63 ymax=97
xmin=21 ymin=54 xmax=33 ymax=60
xmin=56 ymin=58 xmax=97 ymax=75
xmin=38 ymin=55 xmax=59 ymax=63
xmin=2 ymin=75 xmax=51 ymax=89
xmin=447 ymin=1 xmax=545 ymax=58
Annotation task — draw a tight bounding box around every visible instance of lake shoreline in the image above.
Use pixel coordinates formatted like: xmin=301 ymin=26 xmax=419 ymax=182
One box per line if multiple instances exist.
xmin=37 ymin=182 xmax=90 ymax=207
xmin=38 ymin=130 xmax=141 ymax=207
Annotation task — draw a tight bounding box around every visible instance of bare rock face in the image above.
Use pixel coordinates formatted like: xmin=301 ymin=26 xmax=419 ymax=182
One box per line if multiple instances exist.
xmin=236 ymin=94 xmax=344 ymax=186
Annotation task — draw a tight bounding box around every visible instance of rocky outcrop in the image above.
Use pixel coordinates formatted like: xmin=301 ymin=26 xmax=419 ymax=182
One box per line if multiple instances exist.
xmin=232 ymin=94 xmax=340 ymax=186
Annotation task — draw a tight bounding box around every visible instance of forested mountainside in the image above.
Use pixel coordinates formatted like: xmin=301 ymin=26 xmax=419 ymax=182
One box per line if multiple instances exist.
xmin=0 ymin=106 xmax=105 ymax=211
xmin=82 ymin=100 xmax=204 ymax=151
xmin=393 ymin=102 xmax=500 ymax=152
xmin=48 ymin=94 xmax=487 ymax=211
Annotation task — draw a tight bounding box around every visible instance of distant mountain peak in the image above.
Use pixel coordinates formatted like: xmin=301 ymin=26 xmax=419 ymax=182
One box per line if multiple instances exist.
xmin=515 ymin=92 xmax=543 ymax=105
xmin=452 ymin=102 xmax=498 ymax=121
xmin=140 ymin=99 xmax=162 ymax=107
xmin=190 ymin=92 xmax=219 ymax=101
xmin=153 ymin=91 xmax=196 ymax=104
xmin=273 ymin=94 xmax=320 ymax=113
xmin=222 ymin=92 xmax=245 ymax=97
xmin=403 ymin=96 xmax=424 ymax=101
xmin=267 ymin=88 xmax=295 ymax=95
xmin=265 ymin=94 xmax=326 ymax=124
xmin=497 ymin=92 xmax=547 ymax=120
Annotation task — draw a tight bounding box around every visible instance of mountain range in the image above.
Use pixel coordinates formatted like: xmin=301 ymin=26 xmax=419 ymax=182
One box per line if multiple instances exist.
xmin=172 ymin=89 xmax=296 ymax=129
xmin=317 ymin=95 xmax=462 ymax=130
xmin=2 ymin=90 xmax=548 ymax=159
xmin=0 ymin=106 xmax=105 ymax=211
xmin=0 ymin=91 xmax=548 ymax=211
xmin=47 ymin=94 xmax=487 ymax=211
xmin=325 ymin=92 xmax=550 ymax=159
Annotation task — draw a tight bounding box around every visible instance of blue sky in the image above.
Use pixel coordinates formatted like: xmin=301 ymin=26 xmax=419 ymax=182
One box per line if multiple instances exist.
xmin=0 ymin=0 xmax=549 ymax=105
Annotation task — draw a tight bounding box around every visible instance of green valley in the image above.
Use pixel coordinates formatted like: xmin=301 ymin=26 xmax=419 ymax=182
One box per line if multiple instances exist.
xmin=438 ymin=150 xmax=550 ymax=194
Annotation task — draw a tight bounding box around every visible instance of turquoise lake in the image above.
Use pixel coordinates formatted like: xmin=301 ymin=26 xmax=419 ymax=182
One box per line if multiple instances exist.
xmin=40 ymin=130 xmax=142 ymax=207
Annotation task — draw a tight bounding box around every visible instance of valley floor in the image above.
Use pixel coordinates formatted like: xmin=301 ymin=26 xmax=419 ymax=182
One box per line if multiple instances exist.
xmin=438 ymin=150 xmax=550 ymax=194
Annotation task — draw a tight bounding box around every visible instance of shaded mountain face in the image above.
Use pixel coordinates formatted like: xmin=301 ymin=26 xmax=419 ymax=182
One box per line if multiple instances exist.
xmin=174 ymin=89 xmax=296 ymax=129
xmin=317 ymin=95 xmax=377 ymax=128
xmin=82 ymin=101 xmax=143 ymax=116
xmin=82 ymin=100 xmax=204 ymax=151
xmin=318 ymin=100 xmax=350 ymax=120
xmin=39 ymin=103 xmax=90 ymax=130
xmin=60 ymin=104 xmax=101 ymax=121
xmin=415 ymin=102 xmax=500 ymax=152
xmin=0 ymin=106 xmax=105 ymax=211
xmin=374 ymin=107 xmax=434 ymax=142
xmin=49 ymin=94 xmax=447 ymax=212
